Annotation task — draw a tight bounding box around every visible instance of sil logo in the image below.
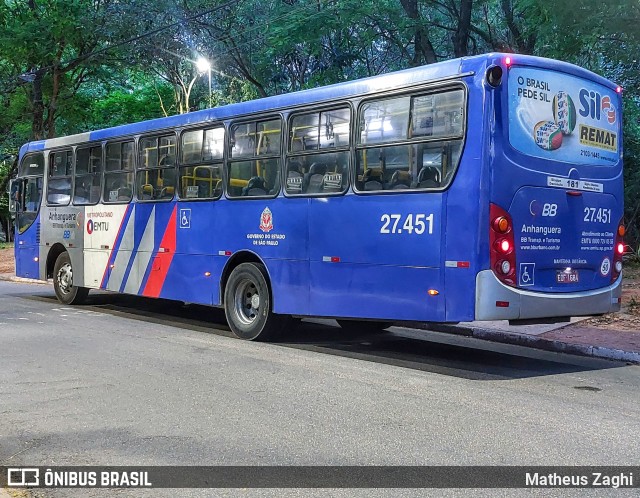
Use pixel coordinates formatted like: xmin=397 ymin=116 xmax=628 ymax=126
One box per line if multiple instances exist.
xmin=601 ymin=96 xmax=616 ymax=124
xmin=578 ymin=89 xmax=616 ymax=124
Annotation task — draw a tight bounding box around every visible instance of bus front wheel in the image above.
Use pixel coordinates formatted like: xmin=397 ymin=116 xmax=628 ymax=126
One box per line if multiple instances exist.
xmin=53 ymin=252 xmax=89 ymax=305
xmin=224 ymin=262 xmax=285 ymax=341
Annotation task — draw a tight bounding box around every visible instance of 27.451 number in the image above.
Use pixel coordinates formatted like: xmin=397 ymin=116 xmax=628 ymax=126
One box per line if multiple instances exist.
xmin=380 ymin=213 xmax=434 ymax=234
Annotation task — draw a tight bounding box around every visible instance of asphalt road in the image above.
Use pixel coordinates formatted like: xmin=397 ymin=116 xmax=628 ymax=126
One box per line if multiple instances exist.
xmin=1 ymin=280 xmax=639 ymax=497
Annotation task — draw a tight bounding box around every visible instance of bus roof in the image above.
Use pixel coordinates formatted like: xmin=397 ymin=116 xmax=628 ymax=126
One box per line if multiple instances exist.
xmin=20 ymin=53 xmax=619 ymax=156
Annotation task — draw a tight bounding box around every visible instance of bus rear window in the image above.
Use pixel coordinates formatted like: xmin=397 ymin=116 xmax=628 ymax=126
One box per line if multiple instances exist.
xmin=508 ymin=67 xmax=620 ymax=166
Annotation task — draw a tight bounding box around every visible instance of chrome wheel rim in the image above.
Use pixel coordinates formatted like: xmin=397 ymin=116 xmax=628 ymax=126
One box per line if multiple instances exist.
xmin=233 ymin=278 xmax=260 ymax=325
xmin=57 ymin=262 xmax=73 ymax=295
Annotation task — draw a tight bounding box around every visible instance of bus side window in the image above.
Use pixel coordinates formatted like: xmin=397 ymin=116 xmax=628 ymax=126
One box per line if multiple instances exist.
xmin=15 ymin=153 xmax=44 ymax=234
xmin=47 ymin=150 xmax=72 ymax=206
xmin=137 ymin=134 xmax=176 ymax=201
xmin=104 ymin=140 xmax=134 ymax=203
xmin=286 ymin=107 xmax=350 ymax=196
xmin=179 ymin=127 xmax=224 ymax=200
xmin=228 ymin=118 xmax=281 ymax=199
xmin=355 ymin=89 xmax=464 ymax=193
xmin=74 ymin=145 xmax=103 ymax=205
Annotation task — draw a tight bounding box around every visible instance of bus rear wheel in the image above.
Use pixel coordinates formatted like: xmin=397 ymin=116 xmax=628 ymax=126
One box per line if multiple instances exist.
xmin=337 ymin=319 xmax=392 ymax=334
xmin=224 ymin=262 xmax=285 ymax=341
xmin=53 ymin=252 xmax=89 ymax=305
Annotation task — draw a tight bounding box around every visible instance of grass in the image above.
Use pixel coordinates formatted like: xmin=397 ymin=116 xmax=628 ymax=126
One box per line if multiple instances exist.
xmin=0 ymin=241 xmax=13 ymax=249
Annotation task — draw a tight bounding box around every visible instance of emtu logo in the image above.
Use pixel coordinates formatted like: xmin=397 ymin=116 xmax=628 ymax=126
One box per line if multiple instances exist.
xmin=86 ymin=219 xmax=109 ymax=234
xmin=578 ymin=89 xmax=616 ymax=124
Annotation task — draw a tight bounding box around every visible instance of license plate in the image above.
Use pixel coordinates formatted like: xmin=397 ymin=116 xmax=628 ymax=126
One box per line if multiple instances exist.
xmin=556 ymin=270 xmax=579 ymax=283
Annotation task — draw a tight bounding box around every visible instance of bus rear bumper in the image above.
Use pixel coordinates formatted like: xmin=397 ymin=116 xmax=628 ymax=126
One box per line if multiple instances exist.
xmin=475 ymin=270 xmax=622 ymax=321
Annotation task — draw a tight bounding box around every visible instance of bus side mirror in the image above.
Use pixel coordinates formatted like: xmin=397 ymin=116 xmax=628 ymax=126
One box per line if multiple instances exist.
xmin=9 ymin=179 xmax=20 ymax=214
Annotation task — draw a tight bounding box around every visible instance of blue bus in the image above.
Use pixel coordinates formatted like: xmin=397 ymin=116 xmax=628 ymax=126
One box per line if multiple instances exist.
xmin=9 ymin=53 xmax=624 ymax=340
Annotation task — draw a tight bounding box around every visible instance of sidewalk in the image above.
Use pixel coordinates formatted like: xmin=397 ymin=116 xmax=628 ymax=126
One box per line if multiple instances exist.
xmin=419 ymin=318 xmax=640 ymax=364
xmin=1 ymin=272 xmax=639 ymax=364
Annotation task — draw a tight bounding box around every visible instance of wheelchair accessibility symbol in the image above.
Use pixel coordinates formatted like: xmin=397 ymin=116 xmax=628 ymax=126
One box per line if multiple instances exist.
xmin=179 ymin=209 xmax=191 ymax=229
xmin=519 ymin=263 xmax=535 ymax=286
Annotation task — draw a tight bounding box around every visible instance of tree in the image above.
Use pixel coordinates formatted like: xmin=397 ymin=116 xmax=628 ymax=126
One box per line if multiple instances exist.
xmin=0 ymin=0 xmax=118 ymax=140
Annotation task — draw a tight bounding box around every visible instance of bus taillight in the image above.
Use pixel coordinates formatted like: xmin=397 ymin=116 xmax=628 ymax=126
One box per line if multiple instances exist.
xmin=495 ymin=239 xmax=511 ymax=253
xmin=490 ymin=203 xmax=516 ymax=287
xmin=493 ymin=216 xmax=509 ymax=233
xmin=612 ymin=220 xmax=625 ymax=283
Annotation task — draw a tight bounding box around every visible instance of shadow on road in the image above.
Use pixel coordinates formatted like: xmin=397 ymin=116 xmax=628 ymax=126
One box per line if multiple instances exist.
xmin=26 ymin=290 xmax=624 ymax=381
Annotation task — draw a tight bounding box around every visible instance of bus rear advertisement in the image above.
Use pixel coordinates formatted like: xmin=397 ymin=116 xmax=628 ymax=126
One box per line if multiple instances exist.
xmin=10 ymin=53 xmax=624 ymax=340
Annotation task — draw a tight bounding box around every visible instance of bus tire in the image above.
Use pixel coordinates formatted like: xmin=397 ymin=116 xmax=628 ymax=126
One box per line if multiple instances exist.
xmin=224 ymin=262 xmax=284 ymax=341
xmin=337 ymin=319 xmax=392 ymax=334
xmin=53 ymin=252 xmax=89 ymax=305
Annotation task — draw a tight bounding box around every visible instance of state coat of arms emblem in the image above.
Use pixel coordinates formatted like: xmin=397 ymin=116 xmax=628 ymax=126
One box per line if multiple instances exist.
xmin=259 ymin=207 xmax=273 ymax=232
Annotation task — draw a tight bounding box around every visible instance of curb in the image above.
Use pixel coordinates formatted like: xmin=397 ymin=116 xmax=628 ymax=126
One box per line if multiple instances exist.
xmin=458 ymin=327 xmax=640 ymax=364
xmin=471 ymin=327 xmax=640 ymax=364
xmin=417 ymin=322 xmax=640 ymax=364
xmin=0 ymin=274 xmax=48 ymax=285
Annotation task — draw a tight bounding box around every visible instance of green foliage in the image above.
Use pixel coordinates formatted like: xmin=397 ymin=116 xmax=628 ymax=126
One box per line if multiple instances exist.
xmin=58 ymin=80 xmax=176 ymax=134
xmin=0 ymin=157 xmax=15 ymax=242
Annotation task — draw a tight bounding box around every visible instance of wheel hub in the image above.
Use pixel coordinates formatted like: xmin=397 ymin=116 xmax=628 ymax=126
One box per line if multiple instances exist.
xmin=57 ymin=263 xmax=73 ymax=294
xmin=251 ymin=294 xmax=260 ymax=309
xmin=233 ymin=278 xmax=261 ymax=325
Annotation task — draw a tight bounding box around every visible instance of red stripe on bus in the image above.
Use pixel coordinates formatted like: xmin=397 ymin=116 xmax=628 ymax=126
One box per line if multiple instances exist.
xmin=142 ymin=206 xmax=177 ymax=298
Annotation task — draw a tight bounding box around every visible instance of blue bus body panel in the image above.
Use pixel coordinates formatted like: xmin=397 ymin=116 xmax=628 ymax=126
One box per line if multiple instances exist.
xmin=442 ymin=68 xmax=490 ymax=322
xmin=307 ymin=194 xmax=445 ymax=320
xmin=15 ymin=216 xmax=40 ymax=279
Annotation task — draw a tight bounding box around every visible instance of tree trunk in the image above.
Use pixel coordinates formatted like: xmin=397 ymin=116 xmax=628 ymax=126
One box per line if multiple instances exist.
xmin=399 ymin=0 xmax=438 ymax=65
xmin=501 ymin=0 xmax=536 ymax=53
xmin=46 ymin=66 xmax=61 ymax=139
xmin=453 ymin=0 xmax=473 ymax=57
xmin=31 ymin=72 xmax=45 ymax=140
